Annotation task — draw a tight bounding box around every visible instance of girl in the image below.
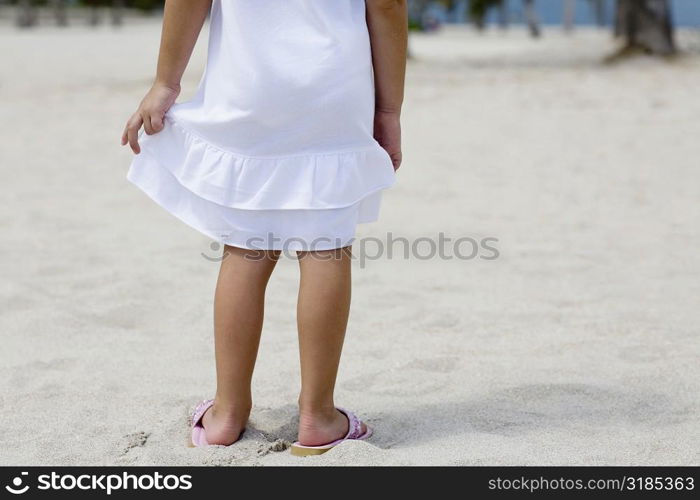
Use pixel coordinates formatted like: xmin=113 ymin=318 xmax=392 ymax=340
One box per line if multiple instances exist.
xmin=122 ymin=0 xmax=406 ymax=455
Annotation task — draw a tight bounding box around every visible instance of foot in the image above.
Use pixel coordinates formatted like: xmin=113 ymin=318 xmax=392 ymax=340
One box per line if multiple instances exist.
xmin=200 ymin=403 xmax=249 ymax=446
xmin=297 ymin=408 xmax=367 ymax=447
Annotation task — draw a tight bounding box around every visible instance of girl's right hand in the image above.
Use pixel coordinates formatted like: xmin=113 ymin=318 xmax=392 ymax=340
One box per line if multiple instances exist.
xmin=374 ymin=110 xmax=402 ymax=171
xmin=121 ymin=83 xmax=180 ymax=154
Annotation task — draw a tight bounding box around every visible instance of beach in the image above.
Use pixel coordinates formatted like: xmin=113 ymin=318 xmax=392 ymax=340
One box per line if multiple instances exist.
xmin=1 ymin=21 xmax=699 ymax=466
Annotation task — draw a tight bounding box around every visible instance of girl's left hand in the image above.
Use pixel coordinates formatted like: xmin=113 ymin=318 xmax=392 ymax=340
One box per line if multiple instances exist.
xmin=121 ymin=83 xmax=180 ymax=154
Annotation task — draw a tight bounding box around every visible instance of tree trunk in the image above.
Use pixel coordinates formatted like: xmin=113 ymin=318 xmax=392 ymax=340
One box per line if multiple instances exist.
xmin=111 ymin=0 xmax=125 ymax=26
xmin=496 ymin=0 xmax=508 ymax=29
xmin=82 ymin=0 xmax=100 ymax=26
xmin=52 ymin=0 xmax=68 ymax=27
xmin=16 ymin=0 xmax=37 ymax=28
xmin=563 ymin=0 xmax=576 ymax=32
xmin=523 ymin=0 xmax=541 ymax=38
xmin=590 ymin=0 xmax=606 ymax=27
xmin=615 ymin=0 xmax=675 ymax=55
xmin=89 ymin=6 xmax=100 ymax=26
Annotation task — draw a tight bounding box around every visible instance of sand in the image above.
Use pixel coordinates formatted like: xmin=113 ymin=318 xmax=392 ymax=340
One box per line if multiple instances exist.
xmin=1 ymin=20 xmax=699 ymax=466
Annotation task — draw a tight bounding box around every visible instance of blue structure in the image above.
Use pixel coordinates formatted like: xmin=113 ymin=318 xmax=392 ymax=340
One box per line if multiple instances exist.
xmin=411 ymin=0 xmax=700 ymax=28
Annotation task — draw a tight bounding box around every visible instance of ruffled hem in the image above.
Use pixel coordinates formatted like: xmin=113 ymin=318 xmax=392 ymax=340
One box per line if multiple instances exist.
xmin=127 ymin=151 xmax=380 ymax=250
xmin=130 ymin=116 xmax=396 ymax=211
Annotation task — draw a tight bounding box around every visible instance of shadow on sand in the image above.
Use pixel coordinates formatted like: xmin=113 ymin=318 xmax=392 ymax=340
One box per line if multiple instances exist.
xmin=367 ymin=383 xmax=688 ymax=449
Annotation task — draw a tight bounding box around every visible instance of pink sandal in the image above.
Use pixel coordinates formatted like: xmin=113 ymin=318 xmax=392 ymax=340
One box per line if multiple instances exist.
xmin=190 ymin=399 xmax=246 ymax=447
xmin=189 ymin=399 xmax=215 ymax=447
xmin=290 ymin=407 xmax=373 ymax=456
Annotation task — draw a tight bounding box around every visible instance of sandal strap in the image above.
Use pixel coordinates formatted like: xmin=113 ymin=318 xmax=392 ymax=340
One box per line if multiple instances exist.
xmin=191 ymin=399 xmax=214 ymax=428
xmin=337 ymin=407 xmax=364 ymax=439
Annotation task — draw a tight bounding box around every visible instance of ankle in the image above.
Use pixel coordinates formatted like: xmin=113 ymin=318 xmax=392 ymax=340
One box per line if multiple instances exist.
xmin=298 ymin=402 xmax=337 ymax=422
xmin=212 ymin=397 xmax=251 ymax=420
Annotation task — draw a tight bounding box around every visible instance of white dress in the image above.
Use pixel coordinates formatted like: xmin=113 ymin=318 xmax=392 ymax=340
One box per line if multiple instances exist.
xmin=127 ymin=0 xmax=396 ymax=251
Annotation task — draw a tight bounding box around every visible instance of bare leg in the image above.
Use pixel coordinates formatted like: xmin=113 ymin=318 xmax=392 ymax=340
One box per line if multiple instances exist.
xmin=201 ymin=246 xmax=280 ymax=445
xmin=296 ymin=247 xmax=366 ymax=446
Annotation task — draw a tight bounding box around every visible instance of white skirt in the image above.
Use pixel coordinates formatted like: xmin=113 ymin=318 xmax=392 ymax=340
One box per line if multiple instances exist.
xmin=127 ymin=0 xmax=396 ymax=251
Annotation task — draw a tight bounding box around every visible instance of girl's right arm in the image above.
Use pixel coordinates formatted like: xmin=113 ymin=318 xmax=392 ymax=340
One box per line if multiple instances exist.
xmin=121 ymin=0 xmax=212 ymax=154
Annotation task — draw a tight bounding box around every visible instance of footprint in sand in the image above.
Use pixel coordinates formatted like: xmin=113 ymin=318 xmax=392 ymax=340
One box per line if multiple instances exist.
xmin=257 ymin=439 xmax=290 ymax=456
xmin=120 ymin=431 xmax=150 ymax=456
